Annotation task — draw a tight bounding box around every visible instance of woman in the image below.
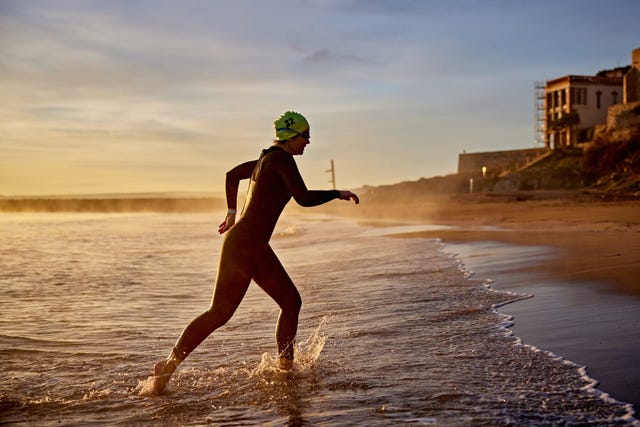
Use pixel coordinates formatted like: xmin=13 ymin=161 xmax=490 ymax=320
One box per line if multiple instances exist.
xmin=150 ymin=111 xmax=359 ymax=394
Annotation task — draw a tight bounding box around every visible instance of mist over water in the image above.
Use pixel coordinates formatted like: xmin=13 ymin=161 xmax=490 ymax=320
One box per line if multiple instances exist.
xmin=0 ymin=196 xmax=225 ymax=213
xmin=0 ymin=213 xmax=636 ymax=425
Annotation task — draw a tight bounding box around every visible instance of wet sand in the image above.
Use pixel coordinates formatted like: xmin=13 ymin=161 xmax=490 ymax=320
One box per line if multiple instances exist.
xmin=388 ymin=192 xmax=640 ymax=295
xmin=375 ymin=191 xmax=640 ymax=410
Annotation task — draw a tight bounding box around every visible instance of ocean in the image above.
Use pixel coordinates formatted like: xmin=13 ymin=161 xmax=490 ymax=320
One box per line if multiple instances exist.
xmin=0 ymin=213 xmax=637 ymax=426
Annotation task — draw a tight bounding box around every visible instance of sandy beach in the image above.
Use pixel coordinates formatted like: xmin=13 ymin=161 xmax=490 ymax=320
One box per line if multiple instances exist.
xmin=385 ymin=191 xmax=640 ymax=296
xmin=342 ymin=190 xmax=640 ymax=410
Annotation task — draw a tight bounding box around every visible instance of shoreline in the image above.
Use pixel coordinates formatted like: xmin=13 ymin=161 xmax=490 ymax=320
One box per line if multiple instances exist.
xmin=438 ymin=238 xmax=640 ymax=411
xmin=337 ymin=191 xmax=640 ymax=295
xmin=395 ymin=226 xmax=640 ymax=296
xmin=358 ymin=192 xmax=640 ymax=411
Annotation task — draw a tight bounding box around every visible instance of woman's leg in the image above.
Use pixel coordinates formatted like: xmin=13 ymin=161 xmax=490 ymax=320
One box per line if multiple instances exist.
xmin=252 ymin=245 xmax=302 ymax=364
xmin=151 ymin=242 xmax=254 ymax=392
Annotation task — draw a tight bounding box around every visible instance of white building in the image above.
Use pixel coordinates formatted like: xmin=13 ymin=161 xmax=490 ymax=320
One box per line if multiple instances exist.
xmin=544 ymin=75 xmax=623 ymax=149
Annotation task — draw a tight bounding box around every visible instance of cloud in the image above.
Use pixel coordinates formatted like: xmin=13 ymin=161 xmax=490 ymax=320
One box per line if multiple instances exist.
xmin=302 ymin=48 xmax=376 ymax=66
xmin=300 ymin=0 xmax=432 ymax=14
xmin=2 ymin=0 xmax=640 ymax=195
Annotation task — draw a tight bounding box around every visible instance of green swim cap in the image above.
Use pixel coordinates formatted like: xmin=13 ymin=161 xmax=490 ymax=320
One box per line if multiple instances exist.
xmin=274 ymin=111 xmax=310 ymax=142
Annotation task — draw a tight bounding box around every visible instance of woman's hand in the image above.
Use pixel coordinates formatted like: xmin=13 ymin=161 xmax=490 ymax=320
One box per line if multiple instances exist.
xmin=338 ymin=190 xmax=359 ymax=204
xmin=218 ymin=213 xmax=236 ymax=234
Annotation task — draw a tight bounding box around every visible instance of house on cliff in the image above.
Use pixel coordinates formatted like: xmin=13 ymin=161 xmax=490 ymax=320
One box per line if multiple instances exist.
xmin=457 ymin=47 xmax=639 ymax=186
xmin=543 ymin=75 xmax=623 ymax=149
xmin=542 ymin=47 xmax=640 ymax=150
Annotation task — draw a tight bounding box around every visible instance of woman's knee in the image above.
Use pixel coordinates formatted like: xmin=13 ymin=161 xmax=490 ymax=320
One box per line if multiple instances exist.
xmin=295 ymin=292 xmax=302 ymax=312
xmin=284 ymin=292 xmax=302 ymax=316
xmin=202 ymin=305 xmax=235 ymax=330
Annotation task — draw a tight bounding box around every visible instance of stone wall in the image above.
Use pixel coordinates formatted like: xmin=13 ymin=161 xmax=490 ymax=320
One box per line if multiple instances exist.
xmin=607 ymin=101 xmax=640 ymax=132
xmin=457 ymin=148 xmax=548 ymax=176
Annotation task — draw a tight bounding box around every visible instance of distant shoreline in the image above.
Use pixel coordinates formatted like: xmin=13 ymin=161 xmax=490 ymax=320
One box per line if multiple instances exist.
xmin=0 ymin=197 xmax=225 ymax=213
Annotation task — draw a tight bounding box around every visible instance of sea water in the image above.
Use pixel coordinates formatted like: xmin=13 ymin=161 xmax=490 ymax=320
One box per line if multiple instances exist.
xmin=0 ymin=213 xmax=636 ymax=426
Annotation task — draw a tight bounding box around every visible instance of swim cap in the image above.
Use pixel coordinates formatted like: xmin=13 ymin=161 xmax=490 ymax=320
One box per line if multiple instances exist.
xmin=274 ymin=111 xmax=310 ymax=141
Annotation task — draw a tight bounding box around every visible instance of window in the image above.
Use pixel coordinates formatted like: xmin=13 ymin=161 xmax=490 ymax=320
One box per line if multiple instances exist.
xmin=612 ymin=91 xmax=619 ymax=105
xmin=571 ymin=87 xmax=587 ymax=105
xmin=596 ymin=91 xmax=602 ymax=109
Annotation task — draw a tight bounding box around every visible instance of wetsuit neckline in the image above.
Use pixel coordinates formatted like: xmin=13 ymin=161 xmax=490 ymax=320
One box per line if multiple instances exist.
xmin=261 ymin=145 xmax=288 ymax=157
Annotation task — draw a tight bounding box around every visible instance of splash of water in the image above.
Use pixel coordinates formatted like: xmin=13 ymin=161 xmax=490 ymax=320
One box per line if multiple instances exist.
xmin=135 ymin=374 xmax=162 ymax=397
xmin=252 ymin=316 xmax=328 ymax=378
xmin=134 ymin=316 xmax=329 ymax=398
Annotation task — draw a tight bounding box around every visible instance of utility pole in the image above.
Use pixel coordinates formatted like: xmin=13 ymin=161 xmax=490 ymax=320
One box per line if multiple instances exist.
xmin=325 ymin=160 xmax=336 ymax=190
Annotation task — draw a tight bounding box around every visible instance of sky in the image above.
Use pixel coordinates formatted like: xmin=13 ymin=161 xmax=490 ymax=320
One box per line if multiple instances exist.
xmin=1 ymin=0 xmax=639 ymax=196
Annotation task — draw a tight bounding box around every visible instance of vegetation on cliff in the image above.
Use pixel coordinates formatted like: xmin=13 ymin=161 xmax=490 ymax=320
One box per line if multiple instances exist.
xmin=584 ymin=126 xmax=640 ymax=195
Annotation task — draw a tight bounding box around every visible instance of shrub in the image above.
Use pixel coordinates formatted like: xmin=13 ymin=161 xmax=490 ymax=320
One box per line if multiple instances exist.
xmin=583 ymin=128 xmax=640 ymax=181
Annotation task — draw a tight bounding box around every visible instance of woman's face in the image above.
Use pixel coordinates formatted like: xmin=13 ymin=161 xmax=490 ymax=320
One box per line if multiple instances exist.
xmin=287 ymin=131 xmax=310 ymax=155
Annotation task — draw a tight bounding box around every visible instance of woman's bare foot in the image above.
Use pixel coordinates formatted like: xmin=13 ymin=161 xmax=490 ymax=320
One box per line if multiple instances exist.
xmin=149 ymin=357 xmax=178 ymax=395
xmin=278 ymin=357 xmax=293 ymax=371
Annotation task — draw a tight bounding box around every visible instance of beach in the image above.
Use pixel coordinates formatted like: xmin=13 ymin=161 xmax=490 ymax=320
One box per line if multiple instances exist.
xmin=340 ymin=190 xmax=640 ymax=410
xmin=386 ymin=191 xmax=640 ymax=295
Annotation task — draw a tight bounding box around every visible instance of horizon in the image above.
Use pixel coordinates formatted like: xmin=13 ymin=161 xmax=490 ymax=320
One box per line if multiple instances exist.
xmin=0 ymin=191 xmax=225 ymax=199
xmin=2 ymin=0 xmax=639 ymax=196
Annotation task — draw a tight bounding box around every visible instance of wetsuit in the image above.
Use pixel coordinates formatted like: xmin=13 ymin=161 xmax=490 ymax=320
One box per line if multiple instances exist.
xmin=172 ymin=146 xmax=339 ymax=362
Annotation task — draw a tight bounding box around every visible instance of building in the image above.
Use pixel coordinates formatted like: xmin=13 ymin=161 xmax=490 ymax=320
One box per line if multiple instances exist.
xmin=544 ymin=75 xmax=623 ymax=149
xmin=457 ymin=48 xmax=639 ymax=179
xmin=623 ymin=47 xmax=640 ymax=104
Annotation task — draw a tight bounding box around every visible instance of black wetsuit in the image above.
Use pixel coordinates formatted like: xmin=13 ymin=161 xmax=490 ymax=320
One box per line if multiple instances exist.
xmin=172 ymin=146 xmax=339 ymax=361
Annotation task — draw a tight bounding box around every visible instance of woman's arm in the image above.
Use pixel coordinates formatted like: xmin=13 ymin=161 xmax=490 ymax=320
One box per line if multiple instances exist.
xmin=218 ymin=160 xmax=257 ymax=234
xmin=276 ymin=152 xmax=359 ymax=207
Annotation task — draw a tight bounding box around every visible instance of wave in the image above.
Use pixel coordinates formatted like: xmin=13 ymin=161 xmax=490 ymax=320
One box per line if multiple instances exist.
xmin=444 ymin=241 xmax=639 ymax=425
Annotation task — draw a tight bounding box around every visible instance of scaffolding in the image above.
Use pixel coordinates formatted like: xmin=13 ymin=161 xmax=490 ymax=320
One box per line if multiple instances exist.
xmin=534 ymin=81 xmax=546 ymax=146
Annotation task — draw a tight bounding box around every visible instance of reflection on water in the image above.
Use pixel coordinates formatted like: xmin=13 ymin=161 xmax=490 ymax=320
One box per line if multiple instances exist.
xmin=0 ymin=213 xmax=635 ymax=425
